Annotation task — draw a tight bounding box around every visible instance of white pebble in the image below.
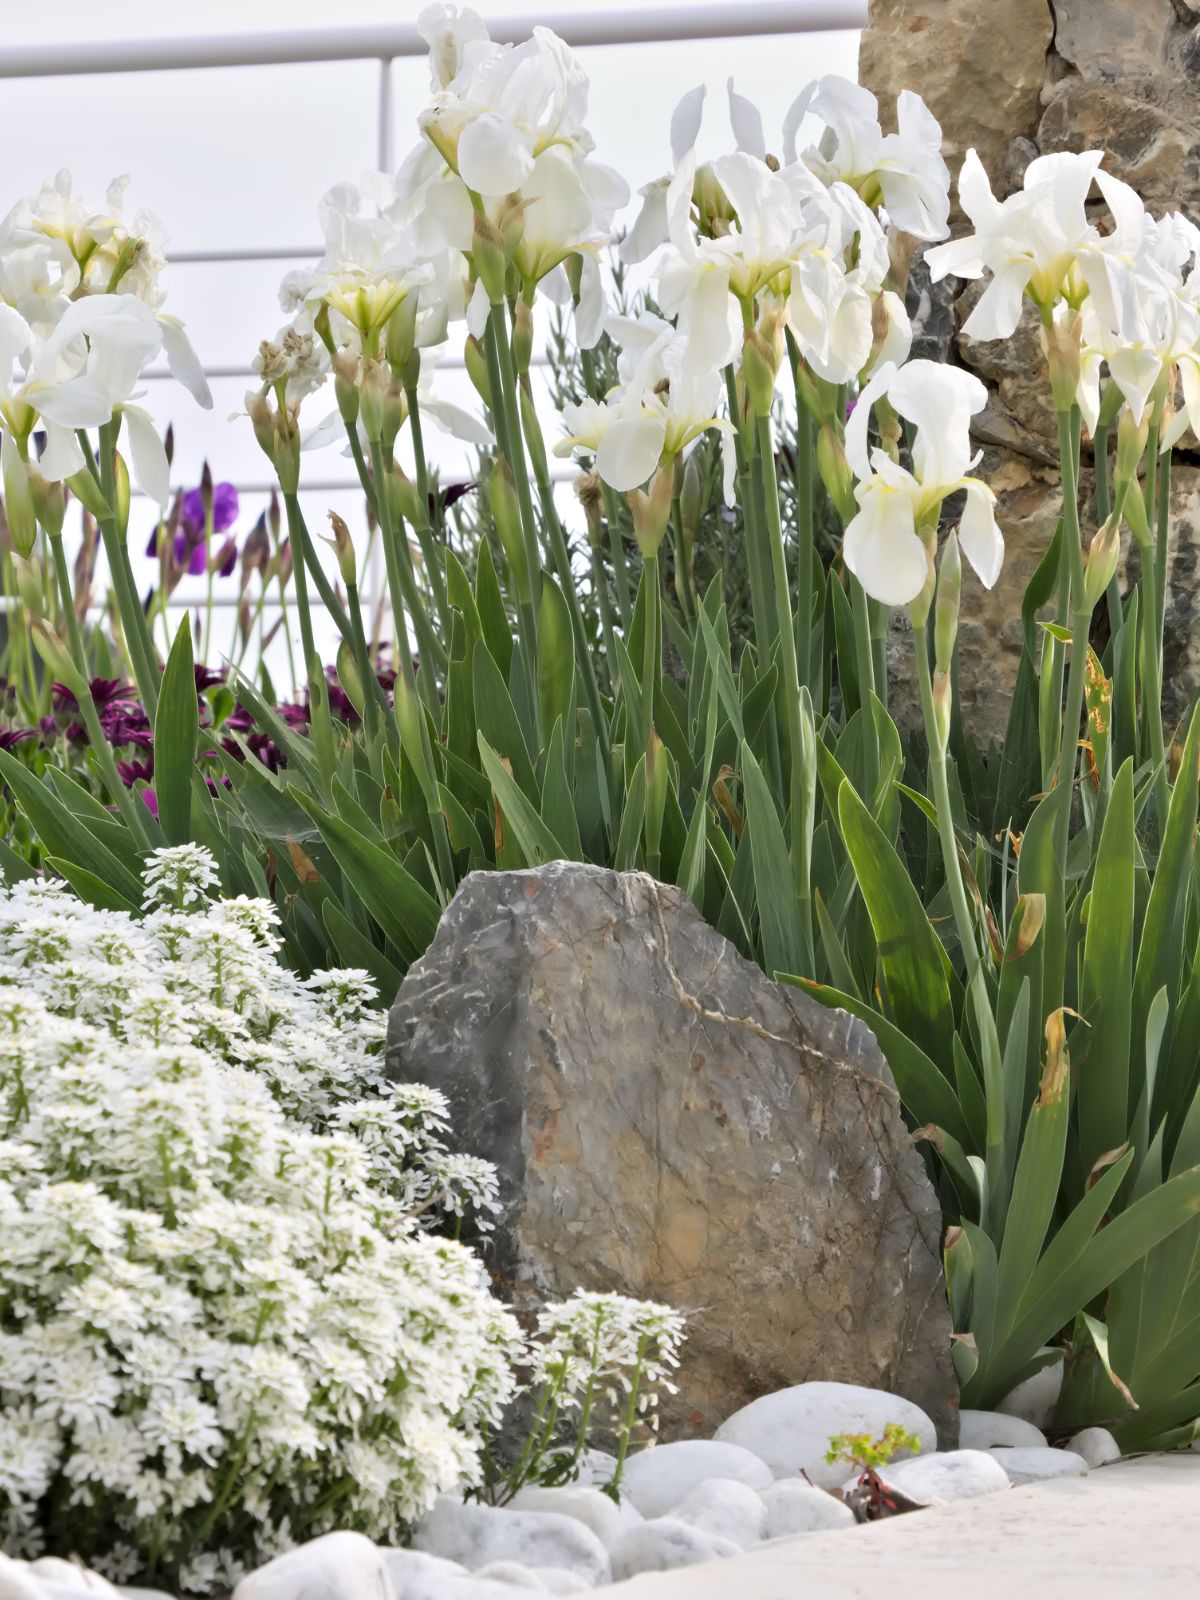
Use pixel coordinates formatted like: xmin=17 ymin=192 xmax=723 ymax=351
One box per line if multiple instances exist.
xmin=986 ymin=1447 xmax=1088 ymax=1486
xmin=508 ymin=1485 xmax=641 ymax=1550
xmin=0 ymin=1554 xmax=54 ymax=1600
xmin=959 ymin=1410 xmax=1048 ymax=1450
xmin=233 ymin=1531 xmax=392 ymax=1600
xmin=28 ymin=1564 xmax=117 ymax=1597
xmin=609 ymin=1520 xmax=743 ymax=1582
xmin=855 ymin=1450 xmax=1010 ymax=1505
xmin=667 ymin=1478 xmax=766 ymax=1548
xmin=412 ymin=1498 xmax=610 ymax=1585
xmin=715 ymin=1382 xmax=937 ymax=1488
xmin=620 ymin=1441 xmax=773 ymax=1518
xmin=761 ymin=1480 xmax=857 ymax=1537
xmin=477 ymin=1564 xmax=590 ymax=1594
xmin=996 ymin=1355 xmax=1064 ymax=1429
xmin=571 ymin=1450 xmax=618 ymax=1489
xmin=1065 ymin=1427 xmax=1121 ymax=1468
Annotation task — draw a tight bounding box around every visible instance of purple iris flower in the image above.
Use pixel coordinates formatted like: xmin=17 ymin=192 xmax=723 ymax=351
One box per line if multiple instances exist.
xmin=147 ymin=481 xmax=240 ymax=575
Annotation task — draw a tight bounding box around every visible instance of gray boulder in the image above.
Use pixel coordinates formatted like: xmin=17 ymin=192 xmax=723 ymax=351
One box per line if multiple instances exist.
xmin=387 ymin=864 xmax=956 ymax=1441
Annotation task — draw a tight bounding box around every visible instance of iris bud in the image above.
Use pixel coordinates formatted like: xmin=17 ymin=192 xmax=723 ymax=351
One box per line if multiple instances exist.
xmin=817 ymin=425 xmax=856 ymax=524
xmin=1083 ymin=515 xmax=1121 ymax=611
xmin=489 ymin=459 xmax=532 ymax=605
xmin=934 ymin=530 xmax=962 ymax=676
xmin=627 ymin=462 xmax=674 ymax=558
xmin=326 ymin=511 xmax=357 ymax=586
xmin=472 ymin=211 xmax=508 ymax=305
xmin=464 ymin=335 xmax=491 ymax=409
xmin=742 ymin=328 xmax=777 ymax=419
xmin=1 ymin=442 xmax=37 ymax=558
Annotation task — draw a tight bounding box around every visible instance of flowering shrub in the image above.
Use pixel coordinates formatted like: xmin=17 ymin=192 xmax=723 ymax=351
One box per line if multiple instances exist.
xmin=0 ymin=844 xmax=519 ymax=1590
xmin=500 ymin=1290 xmax=686 ymax=1501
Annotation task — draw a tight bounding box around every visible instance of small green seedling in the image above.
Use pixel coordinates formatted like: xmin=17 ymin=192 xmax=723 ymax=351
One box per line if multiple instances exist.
xmin=825 ymin=1423 xmax=923 ymax=1478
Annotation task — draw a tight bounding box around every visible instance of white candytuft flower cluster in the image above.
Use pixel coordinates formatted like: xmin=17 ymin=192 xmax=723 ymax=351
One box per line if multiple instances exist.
xmin=0 ymin=845 xmax=520 ymax=1591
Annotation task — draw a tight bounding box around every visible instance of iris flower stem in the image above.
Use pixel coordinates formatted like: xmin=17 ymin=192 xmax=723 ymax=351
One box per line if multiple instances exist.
xmin=588 ymin=544 xmax=619 ymax=695
xmin=47 ymin=531 xmax=151 ymax=847
xmin=580 ymin=344 xmax=633 ymax=629
xmin=349 ymin=431 xmax=447 ymax=680
xmin=368 ymin=438 xmax=455 ymax=887
xmin=486 ymin=304 xmax=543 ymax=624
xmin=787 ymin=331 xmax=816 ymax=693
xmin=756 ymin=411 xmax=813 ymax=951
xmin=282 ymin=490 xmax=335 ymax=796
xmin=1053 ymin=407 xmax=1093 ymax=874
xmin=403 ymin=384 xmax=453 ymax=639
xmin=518 ymin=375 xmax=610 ymax=766
xmin=724 ymin=365 xmax=773 ymax=668
xmin=912 ymin=620 xmax=979 ymax=978
xmin=78 ymin=425 xmax=160 ymax=718
xmin=284 ymin=491 xmax=389 ymax=724
xmin=1094 ymin=422 xmax=1123 ymax=636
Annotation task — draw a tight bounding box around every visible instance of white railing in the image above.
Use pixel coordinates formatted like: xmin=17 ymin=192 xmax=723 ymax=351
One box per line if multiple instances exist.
xmin=3 ymin=1 xmax=865 ymax=635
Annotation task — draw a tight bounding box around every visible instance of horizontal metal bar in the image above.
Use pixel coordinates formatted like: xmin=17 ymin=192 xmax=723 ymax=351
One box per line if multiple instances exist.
xmin=0 ymin=2 xmax=866 ymax=78
xmin=140 ymin=350 xmax=549 ymax=380
xmin=130 ymin=465 xmax=577 ymax=499
xmin=167 ymin=245 xmax=321 ymax=265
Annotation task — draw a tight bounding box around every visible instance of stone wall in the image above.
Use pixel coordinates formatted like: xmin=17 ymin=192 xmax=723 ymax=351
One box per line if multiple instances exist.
xmin=861 ymin=1 xmax=1200 ymax=739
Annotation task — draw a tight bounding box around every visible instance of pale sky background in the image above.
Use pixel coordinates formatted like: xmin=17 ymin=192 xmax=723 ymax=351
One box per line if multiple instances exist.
xmin=0 ymin=0 xmax=861 ymax=683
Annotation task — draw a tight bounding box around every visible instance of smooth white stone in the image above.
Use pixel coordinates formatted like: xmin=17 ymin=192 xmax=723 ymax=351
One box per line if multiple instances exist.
xmin=411 ymin=1498 xmax=610 ymax=1586
xmin=714 ymin=1382 xmax=937 ymax=1488
xmin=508 ymin=1486 xmax=641 ymax=1550
xmin=571 ymin=1450 xmax=618 ymax=1489
xmin=996 ymin=1355 xmax=1065 ymax=1429
xmin=476 ymin=1563 xmax=590 ymax=1594
xmin=28 ymin=1564 xmax=117 ymax=1597
xmin=233 ymin=1532 xmax=392 ymax=1600
xmin=620 ymin=1441 xmax=773 ymax=1518
xmin=761 ymin=1480 xmax=857 ymax=1538
xmin=853 ymin=1449 xmax=1010 ymax=1505
xmin=609 ymin=1520 xmax=743 ymax=1582
xmin=378 ymin=1549 xmax=468 ymax=1590
xmin=959 ymin=1410 xmax=1048 ymax=1450
xmin=987 ymin=1447 xmax=1088 ymax=1486
xmin=1066 ymin=1428 xmax=1121 ymax=1468
xmin=381 ymin=1549 xmax=540 ymax=1600
xmin=531 ymin=1571 xmax=591 ymax=1596
xmin=0 ymin=1555 xmax=53 ymax=1600
xmin=667 ymin=1478 xmax=767 ymax=1549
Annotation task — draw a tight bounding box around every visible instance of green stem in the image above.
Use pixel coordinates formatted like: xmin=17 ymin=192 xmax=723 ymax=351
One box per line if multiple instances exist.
xmin=756 ymin=412 xmax=814 ymax=962
xmin=1094 ymin=422 xmax=1123 ymax=636
xmin=1138 ymin=535 xmax=1171 ymax=833
xmin=787 ymin=332 xmax=816 ymax=692
xmin=486 ymin=304 xmax=542 ymax=621
xmin=581 ymin=344 xmax=632 ymax=629
xmin=1154 ymin=446 xmax=1170 ymax=671
xmin=80 ymin=426 xmax=160 ymax=716
xmin=520 ymin=382 xmax=610 ymax=764
xmin=588 ymin=545 xmax=619 ymax=695
xmin=283 ymin=491 xmax=335 ymax=794
xmin=726 ymin=366 xmax=773 ymax=667
xmin=404 ymin=385 xmax=453 ymax=639
xmin=47 ymin=532 xmax=151 ymax=847
xmin=1052 ymin=408 xmax=1093 ymax=882
xmin=640 ymin=552 xmax=659 ymax=756
xmin=912 ymin=622 xmax=979 ymax=976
